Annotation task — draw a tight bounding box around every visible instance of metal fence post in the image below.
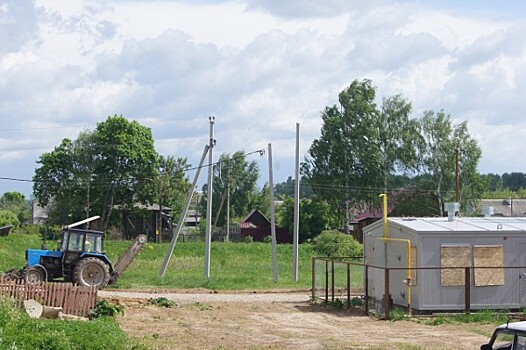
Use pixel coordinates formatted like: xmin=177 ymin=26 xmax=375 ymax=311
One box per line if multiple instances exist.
xmin=331 ymin=260 xmax=335 ymax=302
xmin=325 ymin=259 xmax=329 ymax=305
xmin=311 ymin=258 xmax=316 ymax=301
xmin=465 ymin=267 xmax=470 ymax=314
xmin=385 ymin=268 xmax=390 ymax=320
xmin=364 ymin=264 xmax=369 ymax=316
xmin=347 ymin=263 xmax=351 ymax=308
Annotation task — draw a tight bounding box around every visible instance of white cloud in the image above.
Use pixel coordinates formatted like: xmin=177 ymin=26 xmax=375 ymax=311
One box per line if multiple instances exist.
xmin=1 ymin=0 xmax=526 ymax=197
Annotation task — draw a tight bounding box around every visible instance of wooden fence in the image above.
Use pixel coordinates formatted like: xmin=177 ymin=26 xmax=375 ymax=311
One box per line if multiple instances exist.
xmin=0 ymin=275 xmax=97 ymax=317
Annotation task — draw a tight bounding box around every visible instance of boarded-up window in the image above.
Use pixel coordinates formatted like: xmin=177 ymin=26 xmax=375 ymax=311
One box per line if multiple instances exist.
xmin=473 ymin=245 xmax=505 ymax=286
xmin=441 ymin=245 xmax=471 ymax=286
xmin=410 ymin=246 xmax=417 ymax=286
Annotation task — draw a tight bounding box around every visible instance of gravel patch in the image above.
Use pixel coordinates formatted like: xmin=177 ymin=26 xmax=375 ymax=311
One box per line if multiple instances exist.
xmin=99 ymin=290 xmax=312 ymax=304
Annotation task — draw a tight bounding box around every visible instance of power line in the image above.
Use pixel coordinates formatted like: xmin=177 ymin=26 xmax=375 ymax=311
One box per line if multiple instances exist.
xmin=0 ymin=177 xmax=33 ymax=183
xmin=0 ymin=148 xmax=267 ymax=186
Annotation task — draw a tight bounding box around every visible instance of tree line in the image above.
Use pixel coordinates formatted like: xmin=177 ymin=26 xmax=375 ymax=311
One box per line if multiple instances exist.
xmin=0 ymin=79 xmax=516 ymax=241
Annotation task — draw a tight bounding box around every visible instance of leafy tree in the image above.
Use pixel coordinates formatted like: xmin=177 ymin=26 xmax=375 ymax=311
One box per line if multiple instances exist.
xmin=93 ymin=115 xmax=159 ymax=229
xmin=0 ymin=192 xmax=30 ymax=224
xmin=419 ymin=110 xmax=482 ymax=215
xmin=274 ymin=176 xmax=314 ymax=199
xmin=378 ymin=95 xmax=423 ymax=190
xmin=33 ymin=138 xmax=82 ymax=224
xmin=158 ymin=155 xmax=191 ymax=216
xmin=33 ymin=115 xmax=160 ymax=229
xmin=277 ymin=196 xmax=331 ymax=242
xmin=0 ymin=209 xmax=20 ymax=228
xmin=389 ymin=188 xmax=440 ymax=217
xmin=305 ymin=79 xmax=422 ymax=226
xmin=480 ymin=173 xmax=503 ymax=192
xmin=502 ymin=172 xmax=526 ymax=191
xmin=201 ymin=151 xmax=260 ymax=227
xmin=274 ymin=176 xmax=295 ymax=197
xmin=313 ymin=230 xmax=362 ymax=257
xmin=305 ymin=80 xmax=379 ymax=227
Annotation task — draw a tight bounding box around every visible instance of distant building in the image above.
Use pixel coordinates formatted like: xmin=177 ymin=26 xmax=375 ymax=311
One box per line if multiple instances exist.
xmin=238 ymin=209 xmax=291 ymax=243
xmin=470 ymin=199 xmax=526 ymax=217
xmin=31 ymin=200 xmax=49 ymax=225
xmin=114 ymin=203 xmax=173 ymax=241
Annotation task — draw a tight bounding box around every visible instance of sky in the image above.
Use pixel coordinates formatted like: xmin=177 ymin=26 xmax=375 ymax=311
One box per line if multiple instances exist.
xmin=1 ymin=0 xmax=526 ymax=199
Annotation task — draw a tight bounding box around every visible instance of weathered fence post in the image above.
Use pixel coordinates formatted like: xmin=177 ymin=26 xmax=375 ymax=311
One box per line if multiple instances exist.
xmin=465 ymin=267 xmax=471 ymax=314
xmin=311 ymin=258 xmax=316 ymax=301
xmin=346 ymin=263 xmax=351 ymax=308
xmin=364 ymin=265 xmax=369 ymax=316
xmin=384 ymin=268 xmax=390 ymax=320
xmin=325 ymin=259 xmax=329 ymax=305
xmin=331 ymin=260 xmax=335 ymax=302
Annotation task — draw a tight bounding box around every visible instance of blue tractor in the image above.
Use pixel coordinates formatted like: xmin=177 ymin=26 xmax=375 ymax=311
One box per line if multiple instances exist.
xmin=8 ymin=216 xmax=146 ymax=289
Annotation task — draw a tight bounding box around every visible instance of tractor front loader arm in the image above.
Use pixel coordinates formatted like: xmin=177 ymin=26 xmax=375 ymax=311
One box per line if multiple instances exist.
xmin=108 ymin=234 xmax=147 ymax=285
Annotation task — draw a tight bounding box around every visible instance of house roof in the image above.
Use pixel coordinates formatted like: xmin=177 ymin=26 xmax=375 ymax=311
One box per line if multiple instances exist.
xmin=113 ymin=203 xmax=171 ymax=211
xmin=365 ymin=216 xmax=526 ymax=234
xmin=478 ymin=199 xmax=526 ymax=217
xmin=241 ymin=209 xmax=270 ymax=224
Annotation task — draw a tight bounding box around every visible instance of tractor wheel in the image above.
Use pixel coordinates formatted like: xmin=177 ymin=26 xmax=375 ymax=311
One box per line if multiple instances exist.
xmin=73 ymin=257 xmax=110 ymax=289
xmin=23 ymin=267 xmax=44 ymax=284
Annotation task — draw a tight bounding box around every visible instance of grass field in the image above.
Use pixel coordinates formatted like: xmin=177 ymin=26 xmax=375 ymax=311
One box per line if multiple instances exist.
xmin=107 ymin=239 xmax=317 ymax=290
xmin=0 ymin=233 xmax=325 ymax=290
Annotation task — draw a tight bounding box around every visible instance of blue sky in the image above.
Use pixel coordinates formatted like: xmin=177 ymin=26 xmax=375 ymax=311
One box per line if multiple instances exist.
xmin=1 ymin=0 xmax=526 ymax=198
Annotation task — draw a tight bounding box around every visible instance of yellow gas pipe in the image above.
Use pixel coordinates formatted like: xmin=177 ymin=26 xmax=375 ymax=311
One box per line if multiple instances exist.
xmin=378 ymin=193 xmax=412 ymax=316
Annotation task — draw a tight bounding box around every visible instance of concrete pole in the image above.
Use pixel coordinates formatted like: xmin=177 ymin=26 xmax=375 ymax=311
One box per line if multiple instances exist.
xmin=160 ymin=145 xmax=209 ymax=277
xmin=268 ymin=143 xmax=278 ymax=282
xmin=293 ymin=123 xmax=300 ymax=281
xmin=226 ymin=168 xmax=231 ymax=242
xmin=204 ymin=116 xmax=215 ymax=278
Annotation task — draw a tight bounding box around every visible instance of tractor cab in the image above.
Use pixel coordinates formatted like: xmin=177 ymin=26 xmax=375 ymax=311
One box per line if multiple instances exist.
xmin=58 ymin=226 xmax=111 ymax=282
xmin=61 ymin=228 xmax=104 ymax=262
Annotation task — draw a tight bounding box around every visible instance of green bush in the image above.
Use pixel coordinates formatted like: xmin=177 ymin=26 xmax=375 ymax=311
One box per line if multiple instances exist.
xmin=0 ymin=209 xmax=20 ymax=228
xmin=21 ymin=224 xmax=41 ymax=235
xmin=40 ymin=224 xmax=63 ymax=240
xmin=0 ymin=296 xmax=140 ymax=350
xmin=263 ymin=235 xmax=272 ymax=243
xmin=88 ymin=299 xmax=124 ymax=319
xmin=148 ymin=297 xmax=176 ymax=308
xmin=313 ymin=230 xmax=362 ymax=257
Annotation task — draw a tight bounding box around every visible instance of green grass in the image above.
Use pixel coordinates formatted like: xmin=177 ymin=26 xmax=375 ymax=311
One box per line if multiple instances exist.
xmin=106 ymin=239 xmax=317 ymax=290
xmin=0 ymin=233 xmax=325 ymax=290
xmin=0 ymin=297 xmax=144 ymax=350
xmin=0 ymin=233 xmax=42 ymax=270
xmin=421 ymin=309 xmax=509 ymax=326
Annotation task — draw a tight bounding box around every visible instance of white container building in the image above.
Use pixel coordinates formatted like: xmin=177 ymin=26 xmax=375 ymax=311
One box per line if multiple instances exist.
xmin=364 ymin=213 xmax=526 ymax=311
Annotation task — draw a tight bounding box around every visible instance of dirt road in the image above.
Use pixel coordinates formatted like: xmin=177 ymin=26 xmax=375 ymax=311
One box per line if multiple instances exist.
xmin=100 ymin=290 xmax=495 ymax=350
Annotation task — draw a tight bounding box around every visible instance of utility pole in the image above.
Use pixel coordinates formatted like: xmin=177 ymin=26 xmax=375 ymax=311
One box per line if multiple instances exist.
xmin=293 ymin=123 xmax=300 ymax=282
xmin=268 ymin=143 xmax=278 ymax=282
xmin=157 ymin=194 xmax=162 ymax=244
xmin=455 ymin=144 xmax=460 ymax=203
xmin=204 ymin=116 xmax=215 ymax=279
xmin=86 ymin=179 xmax=91 ymax=228
xmin=160 ymin=144 xmax=210 ymax=277
xmin=226 ymin=167 xmax=231 ymax=242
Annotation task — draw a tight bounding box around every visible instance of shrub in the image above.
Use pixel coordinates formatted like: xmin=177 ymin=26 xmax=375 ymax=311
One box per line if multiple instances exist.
xmin=313 ymin=230 xmax=362 ymax=257
xmin=39 ymin=224 xmax=63 ymax=240
xmin=0 ymin=209 xmax=20 ymax=228
xmin=263 ymin=235 xmax=272 ymax=243
xmin=243 ymin=235 xmax=254 ymax=243
xmin=88 ymin=299 xmax=124 ymax=319
xmin=148 ymin=297 xmax=176 ymax=308
xmin=21 ymin=224 xmax=41 ymax=235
